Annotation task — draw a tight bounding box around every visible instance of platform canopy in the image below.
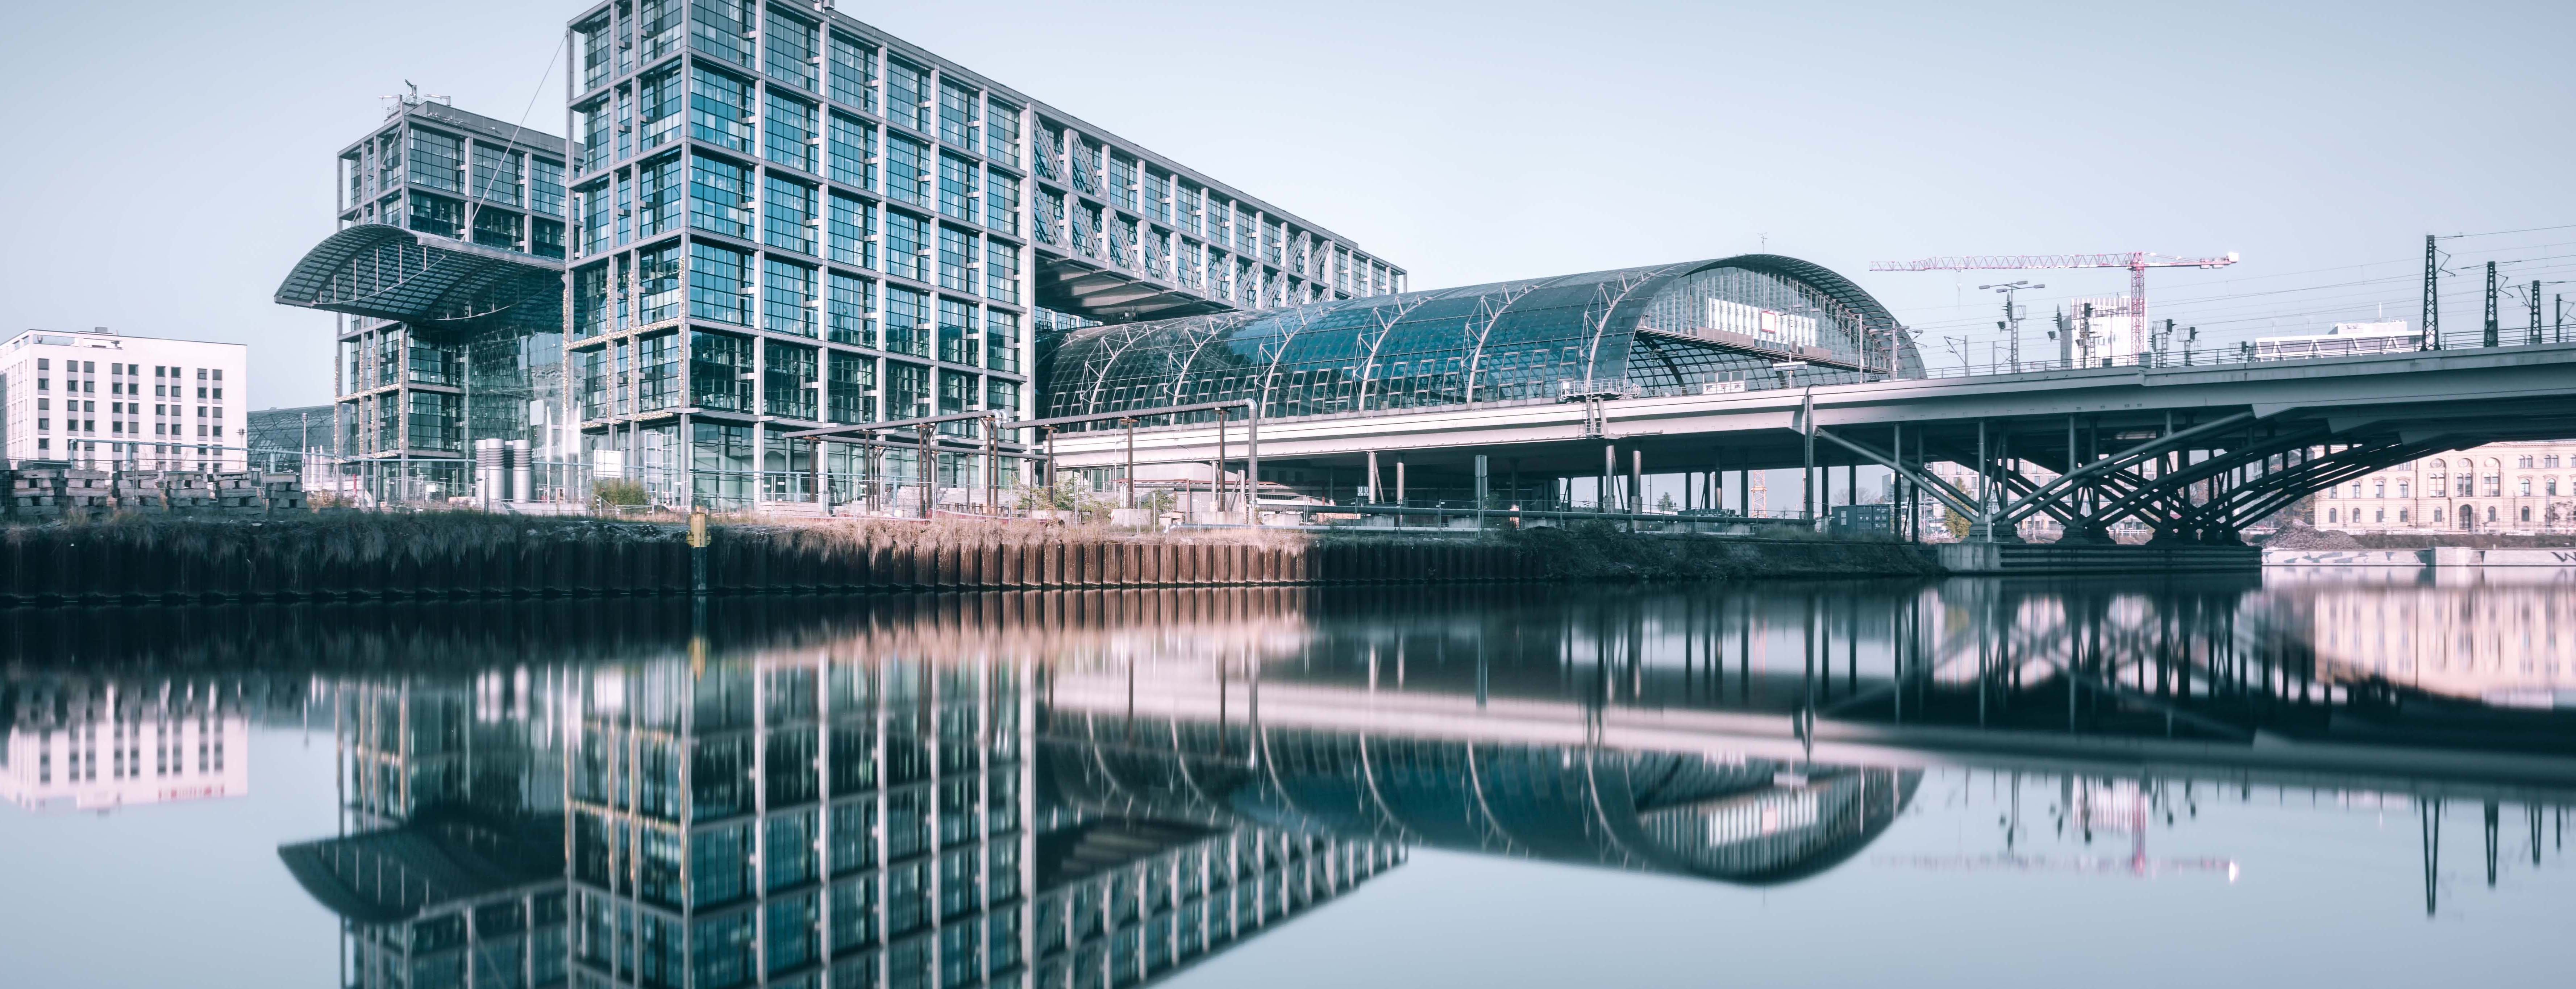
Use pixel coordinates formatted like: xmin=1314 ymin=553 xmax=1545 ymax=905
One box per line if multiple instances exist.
xmin=274 ymin=223 xmax=562 ymax=326
xmin=1039 ymin=254 xmax=1919 ymax=426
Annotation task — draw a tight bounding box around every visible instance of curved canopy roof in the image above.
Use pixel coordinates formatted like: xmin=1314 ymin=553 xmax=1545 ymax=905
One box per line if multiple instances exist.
xmin=1039 ymin=254 xmax=1918 ymax=424
xmin=275 ymin=223 xmax=562 ymax=326
xmin=276 ymin=809 xmax=563 ymax=924
xmin=1038 ymin=719 xmax=1919 ymax=887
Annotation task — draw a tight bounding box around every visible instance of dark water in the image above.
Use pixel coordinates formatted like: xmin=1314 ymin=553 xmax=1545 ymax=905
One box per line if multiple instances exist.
xmin=5 ymin=571 xmax=2573 ymax=988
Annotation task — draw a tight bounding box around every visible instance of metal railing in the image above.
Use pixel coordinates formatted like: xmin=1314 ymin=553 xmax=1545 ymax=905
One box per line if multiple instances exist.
xmin=1915 ymin=325 xmax=2568 ymax=381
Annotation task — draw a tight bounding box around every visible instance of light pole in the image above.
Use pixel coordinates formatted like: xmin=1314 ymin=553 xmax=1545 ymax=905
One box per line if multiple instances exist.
xmin=1978 ymin=281 xmax=2044 ymax=372
xmin=1120 ymin=417 xmax=1138 ymax=509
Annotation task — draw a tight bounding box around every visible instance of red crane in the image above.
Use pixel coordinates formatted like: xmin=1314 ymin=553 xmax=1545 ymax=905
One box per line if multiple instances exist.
xmin=1870 ymin=252 xmax=2240 ymax=356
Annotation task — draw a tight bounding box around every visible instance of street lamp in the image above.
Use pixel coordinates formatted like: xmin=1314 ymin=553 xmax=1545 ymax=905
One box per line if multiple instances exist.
xmin=1978 ymin=281 xmax=2045 ymax=372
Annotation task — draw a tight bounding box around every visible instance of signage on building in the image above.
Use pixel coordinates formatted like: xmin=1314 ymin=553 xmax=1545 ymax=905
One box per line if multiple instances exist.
xmin=1708 ymin=299 xmax=1818 ymax=348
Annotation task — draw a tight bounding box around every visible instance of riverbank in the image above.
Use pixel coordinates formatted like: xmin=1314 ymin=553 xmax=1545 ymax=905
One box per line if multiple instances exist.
xmin=0 ymin=514 xmax=1938 ymax=604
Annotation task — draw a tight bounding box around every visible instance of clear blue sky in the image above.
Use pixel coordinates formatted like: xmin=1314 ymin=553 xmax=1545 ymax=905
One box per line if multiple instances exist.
xmin=3 ymin=0 xmax=2569 ymax=409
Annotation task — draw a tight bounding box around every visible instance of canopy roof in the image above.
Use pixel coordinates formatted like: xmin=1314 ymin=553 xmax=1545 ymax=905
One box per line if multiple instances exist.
xmin=1039 ymin=254 xmax=1917 ymax=423
xmin=275 ymin=223 xmax=562 ymax=326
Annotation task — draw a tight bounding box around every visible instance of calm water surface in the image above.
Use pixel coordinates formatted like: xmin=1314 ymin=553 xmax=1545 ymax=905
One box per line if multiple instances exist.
xmin=5 ymin=570 xmax=2573 ymax=988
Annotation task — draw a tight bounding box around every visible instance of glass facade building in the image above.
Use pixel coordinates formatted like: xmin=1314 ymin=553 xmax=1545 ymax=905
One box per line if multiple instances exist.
xmin=279 ymin=97 xmax=574 ymax=503
xmin=560 ymin=0 xmax=1403 ymax=508
xmin=281 ymin=3 xmax=1402 ymax=509
xmin=1040 ymin=255 xmax=1918 ymax=428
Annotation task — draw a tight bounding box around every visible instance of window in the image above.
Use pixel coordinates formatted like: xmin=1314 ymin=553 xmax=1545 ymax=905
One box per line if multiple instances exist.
xmin=688 ymin=65 xmax=755 ymax=153
xmin=640 ymin=333 xmax=680 ymax=409
xmin=765 ymin=340 xmax=817 ymax=419
xmin=884 ymin=211 xmax=927 ymax=282
xmin=471 ymin=207 xmax=522 ymax=250
xmin=886 ymin=362 xmax=929 ymax=418
xmin=688 ymin=241 xmax=754 ymax=325
xmin=471 ymin=143 xmax=523 ymax=206
xmin=826 ymin=35 xmax=877 ymax=112
xmin=984 ymin=100 xmax=1020 ymax=166
xmin=938 ymin=81 xmax=976 ymax=148
xmin=688 ymin=0 xmax=754 ymax=68
xmin=886 ymin=133 xmax=929 ymax=207
xmin=641 ymin=244 xmax=682 ymax=323
xmin=641 ymin=64 xmax=683 ymax=150
xmin=533 ymin=217 xmax=566 ymax=259
xmin=689 ymin=330 xmax=753 ymax=411
xmin=984 ymin=309 xmax=1019 ymax=373
xmin=764 ymin=259 xmax=816 ymax=337
xmin=983 ymin=239 xmax=1018 ymax=304
xmin=883 ymin=286 xmax=928 ymax=357
xmin=981 ymin=172 xmax=1021 ymax=239
xmin=763 ymin=175 xmax=817 ymax=254
xmin=407 ymin=129 xmax=463 ymax=192
xmin=937 ymin=298 xmax=977 ymax=366
xmin=641 ymin=0 xmax=683 ymax=59
xmin=1107 ymin=154 xmax=1136 ymax=212
xmin=579 ymin=16 xmax=614 ymax=90
xmin=826 ymin=192 xmax=874 ymax=269
xmin=2519 ymin=477 xmax=2533 ymax=496
xmin=885 ymin=58 xmax=930 ymax=133
xmin=827 ymin=271 xmax=874 ymax=347
xmin=579 ymin=180 xmax=612 ymax=251
xmin=574 ymin=263 xmax=611 ymax=338
xmin=937 ymin=153 xmax=975 ymax=224
xmin=826 ymin=113 xmax=876 ymax=191
xmin=688 ymin=154 xmax=754 ymax=239
xmin=408 ymin=194 xmax=463 ymax=238
xmin=764 ymin=7 xmax=819 ymax=91
xmin=828 ymin=350 xmax=874 ymax=423
xmin=763 ymin=91 xmax=816 ymax=173
xmin=639 ymin=154 xmax=685 ymax=235
xmin=937 ymin=226 xmax=974 ymax=292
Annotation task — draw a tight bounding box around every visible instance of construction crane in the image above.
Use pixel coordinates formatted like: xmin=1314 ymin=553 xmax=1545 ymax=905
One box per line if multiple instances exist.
xmin=1871 ymin=252 xmax=2240 ymax=360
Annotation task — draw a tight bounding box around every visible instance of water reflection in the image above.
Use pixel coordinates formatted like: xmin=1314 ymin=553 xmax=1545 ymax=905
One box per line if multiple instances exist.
xmin=1 ymin=675 xmax=251 ymax=812
xmin=4 ymin=576 xmax=2575 ymax=986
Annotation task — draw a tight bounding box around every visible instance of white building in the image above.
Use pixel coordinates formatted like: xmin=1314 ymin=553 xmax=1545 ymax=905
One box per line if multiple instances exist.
xmin=2314 ymin=439 xmax=2576 ymax=533
xmin=0 ymin=327 xmax=249 ymax=472
xmin=0 ymin=679 xmax=250 ymax=813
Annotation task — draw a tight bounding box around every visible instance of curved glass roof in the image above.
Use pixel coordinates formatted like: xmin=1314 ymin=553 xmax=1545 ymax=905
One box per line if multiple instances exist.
xmin=275 ymin=223 xmax=562 ymax=327
xmin=1039 ymin=254 xmax=1918 ymax=425
xmin=1037 ymin=722 xmax=1922 ymax=887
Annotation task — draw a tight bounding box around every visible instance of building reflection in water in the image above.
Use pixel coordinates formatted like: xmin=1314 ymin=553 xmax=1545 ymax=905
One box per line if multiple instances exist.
xmin=0 ymin=577 xmax=2553 ymax=984
xmin=1 ymin=675 xmax=249 ymax=813
xmin=278 ymin=594 xmax=1399 ymax=989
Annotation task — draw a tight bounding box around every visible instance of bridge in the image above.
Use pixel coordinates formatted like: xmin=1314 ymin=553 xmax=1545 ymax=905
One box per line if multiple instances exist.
xmin=1045 ymin=338 xmax=2576 ymax=545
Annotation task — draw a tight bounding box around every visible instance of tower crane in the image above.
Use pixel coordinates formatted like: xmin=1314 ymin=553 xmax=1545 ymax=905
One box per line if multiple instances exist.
xmin=1870 ymin=252 xmax=2240 ymax=359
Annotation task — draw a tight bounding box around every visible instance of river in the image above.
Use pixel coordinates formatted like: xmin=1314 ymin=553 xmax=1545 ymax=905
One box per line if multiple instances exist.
xmin=3 ymin=571 xmax=2571 ymax=987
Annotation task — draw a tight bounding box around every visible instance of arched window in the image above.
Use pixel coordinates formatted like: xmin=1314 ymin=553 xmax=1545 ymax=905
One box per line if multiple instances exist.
xmin=2460 ymin=505 xmax=2476 ymax=530
xmin=2488 ymin=505 xmax=2500 ymax=522
xmin=2327 ymin=508 xmax=2339 ymax=523
xmin=2373 ymin=480 xmax=2385 ymax=498
xmin=2521 ymin=505 xmax=2532 ymax=522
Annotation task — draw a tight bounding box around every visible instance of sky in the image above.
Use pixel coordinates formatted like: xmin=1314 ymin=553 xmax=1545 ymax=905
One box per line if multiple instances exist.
xmin=1 ymin=0 xmax=2571 ymax=410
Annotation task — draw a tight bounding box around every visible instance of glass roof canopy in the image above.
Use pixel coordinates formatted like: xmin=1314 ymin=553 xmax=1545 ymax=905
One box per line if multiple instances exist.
xmin=275 ymin=223 xmax=563 ymax=329
xmin=1039 ymin=254 xmax=1917 ymax=427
